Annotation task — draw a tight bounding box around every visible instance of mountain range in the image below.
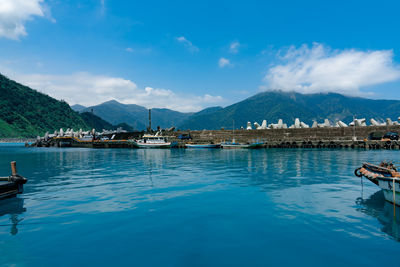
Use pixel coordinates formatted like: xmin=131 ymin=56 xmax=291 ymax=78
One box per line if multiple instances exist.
xmin=74 ymin=91 xmax=400 ymax=130
xmin=74 ymin=101 xmax=193 ymax=130
xmin=2 ymin=71 xmax=400 ymax=137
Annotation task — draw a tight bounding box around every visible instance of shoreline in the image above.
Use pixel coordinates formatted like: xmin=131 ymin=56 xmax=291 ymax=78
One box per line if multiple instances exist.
xmin=0 ymin=138 xmax=35 ymax=143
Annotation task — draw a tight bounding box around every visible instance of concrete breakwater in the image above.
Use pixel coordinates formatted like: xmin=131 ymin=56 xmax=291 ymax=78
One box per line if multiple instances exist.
xmin=31 ymin=125 xmax=400 ymax=149
xmin=172 ymin=125 xmax=400 ymax=149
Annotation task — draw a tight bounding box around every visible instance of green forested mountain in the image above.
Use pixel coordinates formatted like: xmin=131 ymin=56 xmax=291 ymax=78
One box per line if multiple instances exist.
xmin=0 ymin=73 xmax=88 ymax=137
xmin=178 ymin=91 xmax=400 ymax=130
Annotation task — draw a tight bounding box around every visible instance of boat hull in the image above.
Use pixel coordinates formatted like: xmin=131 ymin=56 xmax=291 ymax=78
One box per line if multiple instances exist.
xmin=0 ymin=181 xmax=23 ymax=199
xmin=185 ymin=144 xmax=220 ymax=148
xmin=378 ymin=178 xmax=400 ymax=205
xmin=136 ymin=142 xmax=172 ymax=148
xmin=355 ymin=163 xmax=400 ymax=206
xmin=221 ymin=144 xmax=251 ymax=149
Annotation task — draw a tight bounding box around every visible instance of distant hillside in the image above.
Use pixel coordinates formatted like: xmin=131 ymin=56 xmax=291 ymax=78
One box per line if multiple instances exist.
xmin=178 ymin=91 xmax=400 ymax=130
xmin=0 ymin=73 xmax=88 ymax=137
xmin=71 ymin=104 xmax=87 ymax=112
xmin=80 ymin=112 xmax=134 ymax=132
xmin=83 ymin=100 xmax=193 ymax=130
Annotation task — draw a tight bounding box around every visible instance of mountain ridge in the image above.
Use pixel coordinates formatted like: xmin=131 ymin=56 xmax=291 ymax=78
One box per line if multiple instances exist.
xmin=74 ymin=91 xmax=400 ymax=131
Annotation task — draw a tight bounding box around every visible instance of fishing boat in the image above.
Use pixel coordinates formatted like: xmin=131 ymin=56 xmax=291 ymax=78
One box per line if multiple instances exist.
xmin=221 ymin=139 xmax=265 ymax=149
xmin=355 ymin=162 xmax=400 ymax=205
xmin=185 ymin=143 xmax=221 ymax=148
xmin=221 ymin=139 xmax=251 ymax=149
xmin=134 ymin=134 xmax=172 ymax=148
xmin=0 ymin=162 xmax=27 ymax=199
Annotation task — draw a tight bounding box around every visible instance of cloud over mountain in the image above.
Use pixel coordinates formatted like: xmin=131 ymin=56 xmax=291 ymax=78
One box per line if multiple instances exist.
xmin=263 ymin=43 xmax=400 ymax=95
xmin=5 ymin=71 xmax=223 ymax=112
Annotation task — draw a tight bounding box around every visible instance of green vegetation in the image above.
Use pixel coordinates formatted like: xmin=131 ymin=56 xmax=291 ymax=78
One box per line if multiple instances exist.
xmin=0 ymin=73 xmax=136 ymax=137
xmin=0 ymin=73 xmax=88 ymax=137
xmin=178 ymin=91 xmax=400 ymax=130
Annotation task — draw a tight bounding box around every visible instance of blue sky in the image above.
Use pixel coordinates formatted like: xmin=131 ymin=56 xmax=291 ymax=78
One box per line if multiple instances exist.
xmin=0 ymin=0 xmax=400 ymax=111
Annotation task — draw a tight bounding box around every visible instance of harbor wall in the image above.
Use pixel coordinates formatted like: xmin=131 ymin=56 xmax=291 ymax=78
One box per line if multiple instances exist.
xmin=171 ymin=125 xmax=400 ymax=143
xmin=32 ymin=125 xmax=400 ymax=149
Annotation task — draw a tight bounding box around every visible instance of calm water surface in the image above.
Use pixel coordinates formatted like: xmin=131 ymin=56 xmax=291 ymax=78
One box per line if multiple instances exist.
xmin=0 ymin=144 xmax=399 ymax=266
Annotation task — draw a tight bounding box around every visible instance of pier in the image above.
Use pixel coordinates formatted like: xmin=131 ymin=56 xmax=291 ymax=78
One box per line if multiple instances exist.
xmin=30 ymin=125 xmax=400 ymax=149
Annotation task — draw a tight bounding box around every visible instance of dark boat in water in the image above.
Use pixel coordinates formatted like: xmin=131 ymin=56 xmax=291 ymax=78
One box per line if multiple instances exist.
xmin=355 ymin=162 xmax=400 ymax=205
xmin=0 ymin=162 xmax=27 ymax=199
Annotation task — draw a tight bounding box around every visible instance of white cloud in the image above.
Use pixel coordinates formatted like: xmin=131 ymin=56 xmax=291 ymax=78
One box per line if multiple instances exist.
xmin=176 ymin=36 xmax=199 ymax=52
xmin=0 ymin=0 xmax=46 ymax=40
xmin=229 ymin=41 xmax=240 ymax=54
xmin=3 ymin=70 xmax=224 ymax=112
xmin=125 ymin=47 xmax=134 ymax=53
xmin=218 ymin=57 xmax=231 ymax=68
xmin=263 ymin=43 xmax=400 ymax=95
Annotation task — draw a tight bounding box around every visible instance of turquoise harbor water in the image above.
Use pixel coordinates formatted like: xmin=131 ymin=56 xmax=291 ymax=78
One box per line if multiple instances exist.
xmin=0 ymin=144 xmax=399 ymax=266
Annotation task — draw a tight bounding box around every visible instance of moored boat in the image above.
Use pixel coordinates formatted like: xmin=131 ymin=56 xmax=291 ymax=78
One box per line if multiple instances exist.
xmin=220 ymin=140 xmax=251 ymax=149
xmin=355 ymin=162 xmax=400 ymax=205
xmin=221 ymin=139 xmax=265 ymax=149
xmin=185 ymin=143 xmax=221 ymax=148
xmin=134 ymin=134 xmax=173 ymax=148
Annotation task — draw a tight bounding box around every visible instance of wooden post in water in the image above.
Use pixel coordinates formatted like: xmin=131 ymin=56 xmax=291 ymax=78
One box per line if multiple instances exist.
xmin=11 ymin=161 xmax=17 ymax=176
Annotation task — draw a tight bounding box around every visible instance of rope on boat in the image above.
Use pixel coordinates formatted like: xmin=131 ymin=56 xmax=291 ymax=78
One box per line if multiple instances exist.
xmin=393 ymin=177 xmax=396 ymax=216
xmin=354 ymin=168 xmax=362 ymax=177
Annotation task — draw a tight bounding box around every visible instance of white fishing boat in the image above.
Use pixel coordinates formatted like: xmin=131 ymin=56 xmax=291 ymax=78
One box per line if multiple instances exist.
xmin=355 ymin=162 xmax=400 ymax=205
xmin=134 ymin=134 xmax=172 ymax=148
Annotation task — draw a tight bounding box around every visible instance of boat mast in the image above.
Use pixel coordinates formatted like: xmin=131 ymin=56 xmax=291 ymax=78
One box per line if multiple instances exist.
xmin=232 ymin=119 xmax=235 ymax=143
xmin=148 ymin=108 xmax=152 ymax=133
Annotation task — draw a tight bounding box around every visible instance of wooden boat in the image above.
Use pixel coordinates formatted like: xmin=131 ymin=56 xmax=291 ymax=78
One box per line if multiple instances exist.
xmin=0 ymin=162 xmax=27 ymax=199
xmin=355 ymin=162 xmax=400 ymax=205
xmin=221 ymin=139 xmax=251 ymax=149
xmin=185 ymin=143 xmax=221 ymax=148
xmin=134 ymin=134 xmax=172 ymax=148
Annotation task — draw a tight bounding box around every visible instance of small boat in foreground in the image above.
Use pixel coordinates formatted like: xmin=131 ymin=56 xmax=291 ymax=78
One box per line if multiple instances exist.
xmin=0 ymin=162 xmax=27 ymax=199
xmin=355 ymin=162 xmax=400 ymax=205
xmin=185 ymin=143 xmax=221 ymax=148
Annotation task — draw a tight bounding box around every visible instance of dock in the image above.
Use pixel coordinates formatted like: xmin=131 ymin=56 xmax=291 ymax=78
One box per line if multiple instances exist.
xmin=29 ymin=125 xmax=400 ymax=150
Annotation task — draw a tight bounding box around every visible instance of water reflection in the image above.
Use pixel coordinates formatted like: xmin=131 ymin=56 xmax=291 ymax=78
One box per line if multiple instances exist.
xmin=357 ymin=190 xmax=400 ymax=241
xmin=0 ymin=197 xmax=26 ymax=235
